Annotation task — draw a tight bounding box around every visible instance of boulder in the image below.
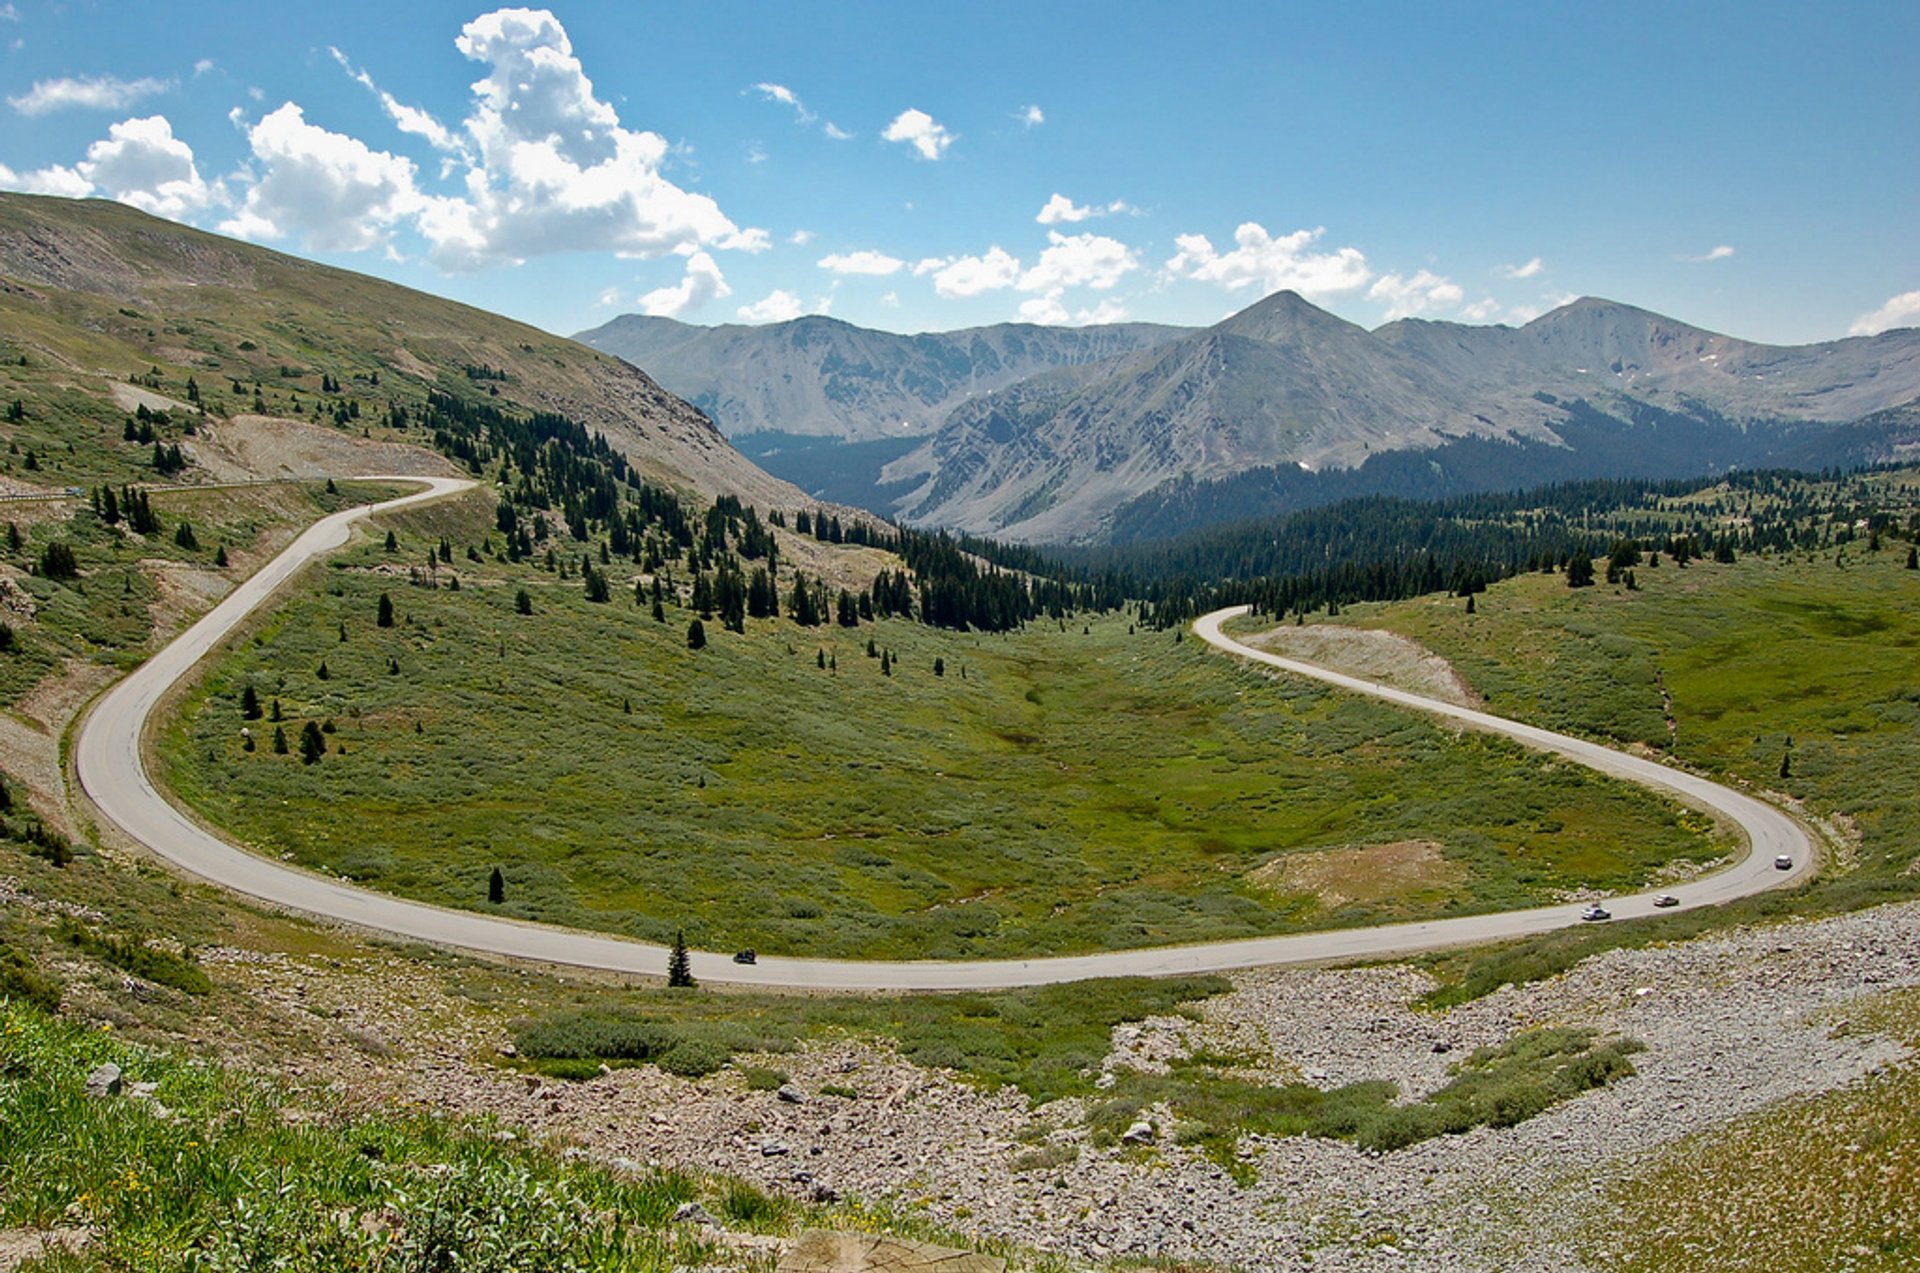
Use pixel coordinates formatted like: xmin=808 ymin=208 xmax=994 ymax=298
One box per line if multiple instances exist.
xmin=1121 ymin=1120 xmax=1155 ymax=1145
xmin=84 ymin=1063 xmax=123 ymax=1099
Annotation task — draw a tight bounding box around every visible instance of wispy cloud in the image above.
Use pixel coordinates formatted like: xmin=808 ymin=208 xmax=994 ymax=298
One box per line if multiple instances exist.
xmin=1686 ymin=244 xmax=1736 ymax=262
xmin=751 ymin=82 xmax=814 ymax=124
xmin=1016 ymin=104 xmax=1044 ymax=128
xmin=1496 ymin=256 xmax=1544 ymax=279
xmin=8 ymin=74 xmax=173 ymax=115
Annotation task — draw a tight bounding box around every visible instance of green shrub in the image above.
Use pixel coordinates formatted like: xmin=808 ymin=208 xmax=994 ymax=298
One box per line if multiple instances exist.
xmin=55 ymin=918 xmax=212 ymax=996
xmin=741 ymin=1066 xmax=788 ymax=1091
xmin=0 ymin=944 xmax=61 ymax=1013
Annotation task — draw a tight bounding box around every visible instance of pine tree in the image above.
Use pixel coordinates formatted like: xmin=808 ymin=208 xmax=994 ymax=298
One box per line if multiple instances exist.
xmin=880 ymin=649 xmax=892 ymax=677
xmin=488 ymin=866 xmax=505 ymax=905
xmin=173 ymin=520 xmax=198 ymax=550
xmin=377 ymin=592 xmax=395 ymax=627
xmin=667 ymin=930 xmax=695 ymax=988
xmin=215 ymin=545 xmax=229 ymax=568
xmin=515 ymin=588 xmax=533 ymax=615
xmin=933 ymin=656 xmax=945 ymax=677
xmin=686 ymin=618 xmax=707 ymax=649
xmin=1908 ymin=546 xmax=1918 ymax=570
xmin=241 ymin=685 xmax=262 ymax=720
xmin=384 ymin=530 xmax=398 ymax=553
xmin=1465 ymin=593 xmax=1476 ymax=614
xmin=317 ymin=660 xmax=330 ymax=680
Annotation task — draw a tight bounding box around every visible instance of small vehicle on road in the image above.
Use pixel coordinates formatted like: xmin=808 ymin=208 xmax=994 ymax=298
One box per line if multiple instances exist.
xmin=1653 ymin=893 xmax=1679 ymax=908
xmin=1581 ymin=903 xmax=1611 ymax=922
xmin=1774 ymin=855 xmax=1794 ymax=870
xmin=732 ymin=949 xmax=757 ymax=965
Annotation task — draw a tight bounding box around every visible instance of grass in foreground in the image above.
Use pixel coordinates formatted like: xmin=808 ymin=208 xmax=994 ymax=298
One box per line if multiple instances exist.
xmin=156 ymin=497 xmax=1722 ymax=960
xmin=1589 ymin=987 xmax=1920 ymax=1272
xmin=0 ymin=999 xmax=724 ymax=1271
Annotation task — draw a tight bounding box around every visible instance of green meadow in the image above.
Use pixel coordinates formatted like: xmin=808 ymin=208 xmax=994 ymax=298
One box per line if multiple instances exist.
xmin=1302 ymin=491 xmax=1920 ymax=1002
xmin=155 ymin=489 xmax=1722 ymax=960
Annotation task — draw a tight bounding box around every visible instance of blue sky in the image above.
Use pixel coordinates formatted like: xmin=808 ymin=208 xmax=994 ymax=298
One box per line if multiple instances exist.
xmin=1 ymin=1 xmax=1914 ymax=343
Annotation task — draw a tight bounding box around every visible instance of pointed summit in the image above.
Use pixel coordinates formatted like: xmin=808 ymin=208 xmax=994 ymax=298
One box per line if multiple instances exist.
xmin=1215 ymin=290 xmax=1372 ymax=345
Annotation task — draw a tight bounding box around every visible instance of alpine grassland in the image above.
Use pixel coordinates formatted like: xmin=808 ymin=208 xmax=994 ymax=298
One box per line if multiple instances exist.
xmin=1292 ymin=469 xmax=1920 ymax=1003
xmin=1588 ymin=986 xmax=1920 ymax=1272
xmin=154 ymin=488 xmax=1726 ymax=960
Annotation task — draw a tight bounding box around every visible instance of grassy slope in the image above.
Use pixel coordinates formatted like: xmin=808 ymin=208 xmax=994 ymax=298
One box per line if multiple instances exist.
xmin=0 ymin=192 xmax=793 ymax=506
xmin=1590 ymin=988 xmax=1920 ymax=1273
xmin=1321 ymin=497 xmax=1919 ymax=889
xmin=154 ymin=491 xmax=1722 ymax=960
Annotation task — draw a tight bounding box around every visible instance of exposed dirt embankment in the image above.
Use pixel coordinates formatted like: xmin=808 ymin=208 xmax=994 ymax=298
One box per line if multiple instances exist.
xmin=193 ymin=416 xmax=462 ymax=483
xmin=1244 ymin=622 xmax=1483 ymax=708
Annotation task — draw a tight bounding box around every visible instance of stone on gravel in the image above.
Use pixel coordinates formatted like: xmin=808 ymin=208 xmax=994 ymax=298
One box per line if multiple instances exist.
xmin=1121 ymin=1120 xmax=1155 ymax=1145
xmin=778 ymin=1084 xmax=808 ymax=1104
xmin=672 ymin=1201 xmax=717 ymax=1227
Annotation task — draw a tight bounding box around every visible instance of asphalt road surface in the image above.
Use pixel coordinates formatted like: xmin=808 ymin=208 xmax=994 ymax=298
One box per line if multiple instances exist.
xmin=74 ymin=485 xmax=1814 ymax=990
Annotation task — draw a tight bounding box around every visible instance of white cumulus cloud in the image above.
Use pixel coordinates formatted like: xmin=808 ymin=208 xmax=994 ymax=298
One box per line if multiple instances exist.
xmin=881 ymin=108 xmax=953 ymax=160
xmin=0 ymin=159 xmax=92 ymax=197
xmin=1367 ymin=269 xmax=1464 ymax=320
xmin=1459 ymin=297 xmax=1503 ymax=322
xmin=8 ymin=74 xmax=172 ymax=115
xmin=1496 ymin=256 xmax=1544 ymax=279
xmin=1688 ymin=244 xmax=1736 ymax=262
xmin=1019 ymin=230 xmax=1137 ymax=293
xmin=72 ymin=114 xmax=216 ymax=217
xmin=737 ymin=289 xmax=804 ymax=323
xmin=1164 ymin=223 xmax=1371 ymax=299
xmin=639 ymin=251 xmax=729 ymax=318
xmin=1017 ymin=104 xmax=1044 ymax=128
xmin=1849 ymin=290 xmax=1920 ymax=337
xmin=925 ymin=246 xmax=1021 ymax=298
xmin=413 ymin=7 xmax=759 ymax=270
xmin=817 ymin=249 xmax=904 ymax=276
xmin=222 ymin=103 xmax=419 ymax=250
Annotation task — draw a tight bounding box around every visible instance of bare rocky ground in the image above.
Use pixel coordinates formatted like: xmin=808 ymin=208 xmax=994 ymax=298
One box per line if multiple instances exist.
xmin=1243 ymin=623 xmax=1483 ymax=708
xmin=166 ymin=897 xmax=1920 ymax=1272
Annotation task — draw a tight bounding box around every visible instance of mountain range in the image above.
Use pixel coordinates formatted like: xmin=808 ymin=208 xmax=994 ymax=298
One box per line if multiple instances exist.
xmin=585 ymin=294 xmax=1920 ymax=543
xmin=574 ymin=312 xmax=1185 ymax=443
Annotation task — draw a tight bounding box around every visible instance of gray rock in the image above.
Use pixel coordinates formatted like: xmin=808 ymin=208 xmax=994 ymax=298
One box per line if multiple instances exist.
xmin=84 ymin=1063 xmax=123 ymax=1098
xmin=778 ymin=1084 xmax=808 ymax=1104
xmin=1120 ymin=1120 xmax=1155 ymax=1145
xmin=762 ymin=1138 xmax=791 ymax=1156
xmin=673 ymin=1201 xmax=717 ymax=1227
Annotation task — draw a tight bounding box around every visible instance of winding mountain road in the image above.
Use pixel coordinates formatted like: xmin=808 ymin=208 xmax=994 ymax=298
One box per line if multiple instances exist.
xmin=75 ymin=483 xmax=1814 ymax=990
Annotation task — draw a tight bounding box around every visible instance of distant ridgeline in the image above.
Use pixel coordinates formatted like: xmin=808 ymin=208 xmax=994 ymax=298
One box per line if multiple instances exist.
xmin=389 ymin=389 xmax=1117 ymax=633
xmin=1076 ymin=468 xmax=1918 ymax=630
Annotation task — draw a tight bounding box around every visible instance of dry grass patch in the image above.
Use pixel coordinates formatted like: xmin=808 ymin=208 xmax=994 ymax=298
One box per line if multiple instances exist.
xmin=1249 ymin=839 xmax=1464 ymax=913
